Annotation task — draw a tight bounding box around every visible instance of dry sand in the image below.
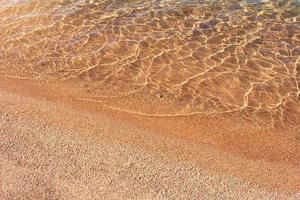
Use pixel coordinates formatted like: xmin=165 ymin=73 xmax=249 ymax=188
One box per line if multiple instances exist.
xmin=0 ymin=77 xmax=299 ymax=200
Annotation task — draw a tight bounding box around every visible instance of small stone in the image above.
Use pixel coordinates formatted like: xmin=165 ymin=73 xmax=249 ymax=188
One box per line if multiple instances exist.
xmin=156 ymin=93 xmax=163 ymax=99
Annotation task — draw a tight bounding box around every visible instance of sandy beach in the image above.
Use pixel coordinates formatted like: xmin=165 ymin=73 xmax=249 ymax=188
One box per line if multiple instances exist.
xmin=1 ymin=0 xmax=300 ymax=199
xmin=0 ymin=76 xmax=299 ymax=199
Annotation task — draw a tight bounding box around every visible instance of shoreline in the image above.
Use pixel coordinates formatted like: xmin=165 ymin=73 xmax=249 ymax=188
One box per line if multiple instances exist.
xmin=0 ymin=77 xmax=300 ymax=198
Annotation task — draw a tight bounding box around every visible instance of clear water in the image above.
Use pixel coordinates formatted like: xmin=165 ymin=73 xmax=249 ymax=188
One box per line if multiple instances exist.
xmin=0 ymin=0 xmax=299 ymax=126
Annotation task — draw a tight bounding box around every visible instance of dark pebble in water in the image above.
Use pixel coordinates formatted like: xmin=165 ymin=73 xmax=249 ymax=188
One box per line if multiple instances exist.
xmin=157 ymin=93 xmax=164 ymax=99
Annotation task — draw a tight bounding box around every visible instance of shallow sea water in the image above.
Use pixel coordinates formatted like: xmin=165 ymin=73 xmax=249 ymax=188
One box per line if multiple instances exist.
xmin=0 ymin=0 xmax=299 ymax=127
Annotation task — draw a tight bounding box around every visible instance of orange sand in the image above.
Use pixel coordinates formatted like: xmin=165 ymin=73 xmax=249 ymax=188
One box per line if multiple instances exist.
xmin=1 ymin=0 xmax=300 ymax=198
xmin=0 ymin=76 xmax=299 ymax=199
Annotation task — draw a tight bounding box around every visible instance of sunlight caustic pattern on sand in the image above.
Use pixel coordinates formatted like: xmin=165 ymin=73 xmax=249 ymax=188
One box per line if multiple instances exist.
xmin=0 ymin=0 xmax=299 ymax=126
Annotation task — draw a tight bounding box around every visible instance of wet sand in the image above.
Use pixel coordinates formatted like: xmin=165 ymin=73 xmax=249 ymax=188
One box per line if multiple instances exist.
xmin=0 ymin=76 xmax=299 ymax=199
xmin=1 ymin=0 xmax=300 ymax=199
